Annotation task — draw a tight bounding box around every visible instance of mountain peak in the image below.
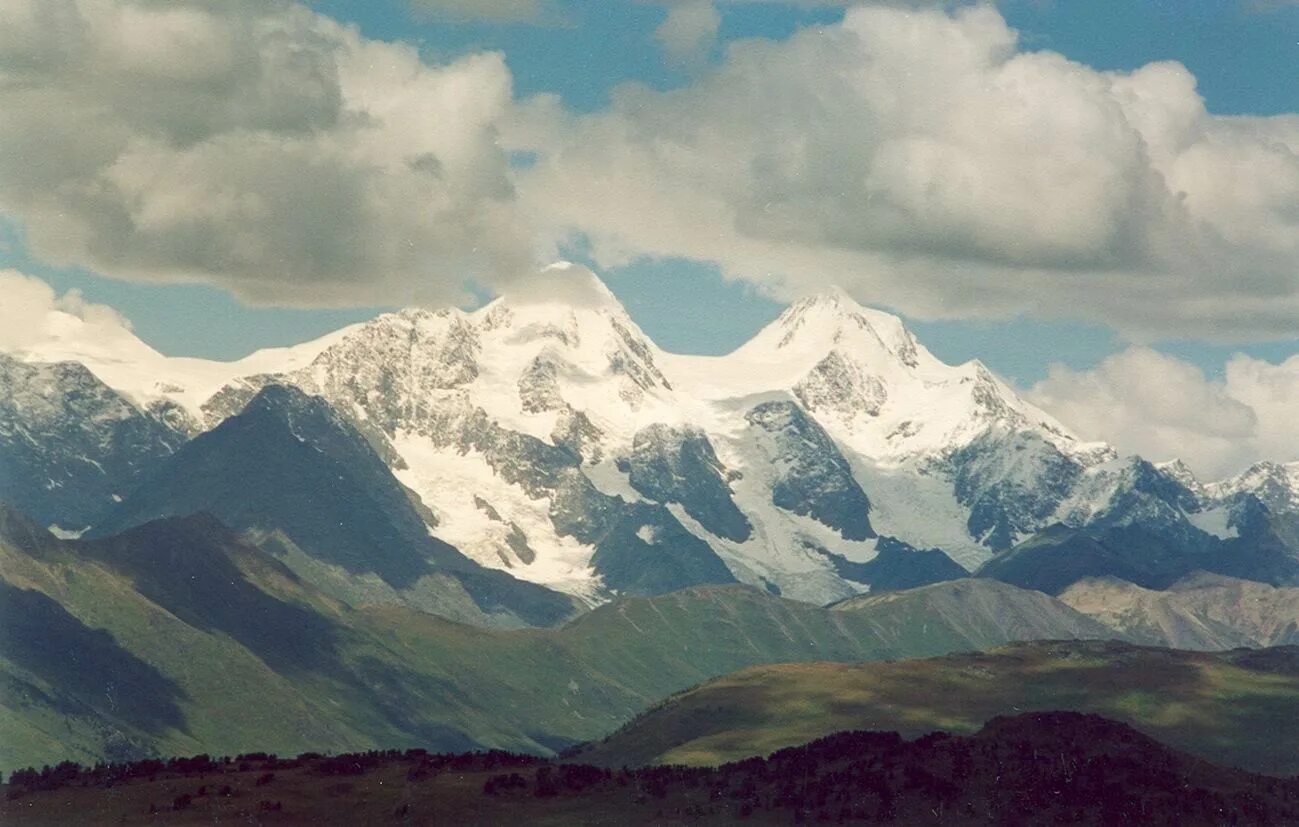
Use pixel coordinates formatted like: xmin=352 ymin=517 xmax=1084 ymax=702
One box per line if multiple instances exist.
xmin=392 ymin=305 xmax=468 ymax=325
xmin=239 ymin=383 xmax=348 ymax=437
xmin=787 ymin=287 xmax=908 ymax=333
xmin=494 ymin=261 xmax=624 ymax=314
xmin=789 ymin=285 xmax=862 ymax=312
xmin=783 ymin=286 xmax=897 ymax=325
xmin=748 ymin=287 xmax=922 ymax=371
xmin=111 ymin=510 xmax=238 ymax=546
xmin=243 ymin=381 xmax=317 ymax=412
xmin=1240 ymin=460 xmax=1299 ymax=480
xmin=1213 ymin=460 xmax=1299 ymax=495
xmin=1155 ymin=459 xmax=1201 ymax=489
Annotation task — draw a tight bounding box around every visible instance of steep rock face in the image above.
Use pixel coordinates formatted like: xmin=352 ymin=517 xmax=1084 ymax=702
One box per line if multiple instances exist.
xmin=964 ymin=455 xmax=1288 ymax=595
xmin=624 ymin=424 xmax=752 ymax=543
xmin=207 ymin=264 xmax=705 ymax=599
xmin=10 ymin=269 xmax=1131 ymax=603
xmin=1060 ymin=458 xmax=1204 ymax=536
xmin=976 ymin=524 xmax=1161 ymax=595
xmin=550 ymin=408 xmax=603 ymax=465
xmin=587 ymin=501 xmax=738 ymax=596
xmin=518 ymin=353 xmax=564 ymax=413
xmin=93 ymin=385 xmax=578 ymax=629
xmin=93 ymin=386 xmax=444 ymax=586
xmin=0 ymin=355 xmax=184 ymax=531
xmin=942 ymin=428 xmax=1085 ymax=550
xmin=975 ymin=496 xmax=1299 ymax=596
xmin=793 ymin=350 xmax=887 ymax=420
xmin=814 ymin=536 xmax=966 ymax=593
xmin=292 ymin=308 xmax=481 ymax=426
xmin=473 ymin=495 xmax=535 ymax=566
xmin=1209 ymin=496 xmax=1299 ymax=586
xmin=548 ymin=471 xmax=736 ymax=596
xmin=199 ymin=374 xmax=281 ymax=431
xmin=745 ymin=401 xmax=874 ymax=541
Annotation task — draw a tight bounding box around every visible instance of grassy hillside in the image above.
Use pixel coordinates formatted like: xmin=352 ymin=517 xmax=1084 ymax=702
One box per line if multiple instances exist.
xmin=574 ymin=640 xmax=1299 ymax=776
xmin=0 ymin=508 xmax=1115 ymax=772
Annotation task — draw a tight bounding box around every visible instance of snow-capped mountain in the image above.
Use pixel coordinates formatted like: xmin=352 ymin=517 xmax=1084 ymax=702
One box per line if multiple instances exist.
xmin=247 ymin=263 xmax=1086 ymax=602
xmin=6 ymin=263 xmax=1299 ymax=604
xmin=90 ymin=383 xmax=582 ymax=629
xmin=0 ymin=353 xmax=186 ymax=532
xmin=9 ymin=295 xmax=358 ymax=435
xmin=662 ymin=290 xmax=1118 ymax=559
xmin=1205 ymin=461 xmax=1299 ymax=515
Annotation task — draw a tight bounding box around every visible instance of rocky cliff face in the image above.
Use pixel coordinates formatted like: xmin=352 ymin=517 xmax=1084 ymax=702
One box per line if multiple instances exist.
xmin=624 ymin=424 xmax=752 ymax=543
xmin=744 ymin=401 xmax=874 ymax=541
xmin=0 ymin=354 xmax=185 ymax=532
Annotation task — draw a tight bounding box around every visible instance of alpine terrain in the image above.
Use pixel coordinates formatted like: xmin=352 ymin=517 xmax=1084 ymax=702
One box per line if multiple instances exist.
xmin=6 ymin=263 xmax=1299 ymax=609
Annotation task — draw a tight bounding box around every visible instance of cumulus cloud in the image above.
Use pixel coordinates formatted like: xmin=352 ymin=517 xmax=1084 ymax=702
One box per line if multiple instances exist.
xmin=0 ymin=0 xmax=536 ymax=307
xmin=6 ymin=1 xmax=1299 ymax=344
xmin=655 ymin=1 xmax=721 ymax=70
xmin=1029 ymin=347 xmax=1299 ymax=480
xmin=0 ymin=270 xmax=138 ymax=354
xmin=510 ymin=5 xmax=1299 ymax=341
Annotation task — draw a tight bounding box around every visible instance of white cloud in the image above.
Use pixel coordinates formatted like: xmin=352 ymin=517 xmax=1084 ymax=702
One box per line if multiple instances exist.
xmin=655 ymin=1 xmax=721 ymax=70
xmin=1028 ymin=347 xmax=1299 ymax=480
xmin=5 ymin=1 xmax=1299 ymax=346
xmin=0 ymin=0 xmax=537 ymax=308
xmin=1219 ymin=354 xmax=1299 ymax=468
xmin=0 ymin=270 xmax=139 ymax=354
xmin=510 ymin=5 xmax=1299 ymax=341
xmin=0 ymin=271 xmax=70 ymax=352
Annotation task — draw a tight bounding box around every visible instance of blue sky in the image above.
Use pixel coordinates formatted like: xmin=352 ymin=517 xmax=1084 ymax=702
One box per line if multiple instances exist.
xmin=3 ymin=0 xmax=1298 ymax=385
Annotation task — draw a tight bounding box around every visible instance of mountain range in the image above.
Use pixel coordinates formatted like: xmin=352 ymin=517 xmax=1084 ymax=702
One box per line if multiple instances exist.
xmin=6 ymin=496 xmax=1297 ymax=773
xmin=1 ymin=505 xmax=1116 ymax=772
xmin=6 ymin=262 xmax=1299 ymax=614
xmin=8 ymin=264 xmax=1299 ymax=779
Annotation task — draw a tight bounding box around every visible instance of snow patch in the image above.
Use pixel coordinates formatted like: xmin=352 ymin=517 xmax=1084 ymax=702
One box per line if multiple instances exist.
xmin=391 ymin=432 xmax=602 ymax=600
xmin=1187 ymin=507 xmax=1239 ymax=540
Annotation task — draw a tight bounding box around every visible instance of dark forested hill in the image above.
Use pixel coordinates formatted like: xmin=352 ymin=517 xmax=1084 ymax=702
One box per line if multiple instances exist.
xmin=5 ymin=712 xmax=1299 ymax=826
